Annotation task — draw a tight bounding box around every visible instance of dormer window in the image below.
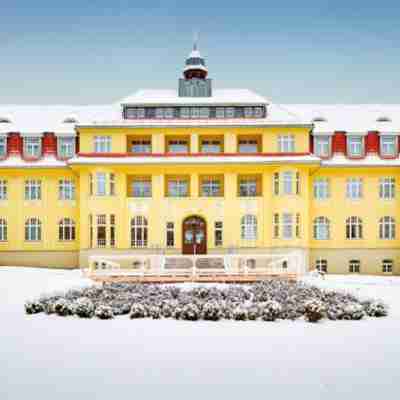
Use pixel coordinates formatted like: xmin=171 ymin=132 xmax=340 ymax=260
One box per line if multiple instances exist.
xmin=314 ymin=136 xmax=331 ymax=157
xmin=58 ymin=137 xmax=75 ymax=159
xmin=380 ymin=135 xmax=397 ymax=157
xmin=63 ymin=117 xmax=77 ymax=124
xmin=312 ymin=117 xmax=327 ymax=123
xmin=347 ymin=136 xmax=364 ymax=158
xmin=254 ymin=107 xmax=264 ymax=118
xmin=0 ymin=137 xmax=6 ymax=157
xmin=377 ymin=116 xmax=392 ymax=123
xmin=23 ymin=137 xmax=42 ymax=158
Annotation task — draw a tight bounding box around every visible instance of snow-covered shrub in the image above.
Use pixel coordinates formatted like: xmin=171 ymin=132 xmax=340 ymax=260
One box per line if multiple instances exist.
xmin=304 ymin=299 xmax=325 ymax=323
xmin=247 ymin=306 xmax=260 ymax=321
xmin=130 ymin=303 xmax=147 ymax=319
xmin=111 ymin=301 xmax=131 ymax=316
xmin=327 ymin=305 xmax=345 ymax=321
xmin=365 ymin=301 xmax=388 ymax=317
xmin=202 ymin=300 xmax=222 ymax=321
xmin=233 ymin=306 xmax=248 ymax=321
xmin=73 ymin=298 xmax=95 ymax=318
xmin=261 ymin=300 xmax=282 ymax=321
xmin=343 ymin=303 xmax=364 ymax=320
xmin=181 ymin=303 xmax=201 ymax=321
xmin=172 ymin=307 xmax=183 ymax=320
xmin=53 ymin=299 xmax=73 ymax=316
xmin=24 ymin=300 xmax=44 ymax=314
xmin=95 ymin=305 xmax=114 ymax=320
xmin=148 ymin=306 xmax=161 ymax=319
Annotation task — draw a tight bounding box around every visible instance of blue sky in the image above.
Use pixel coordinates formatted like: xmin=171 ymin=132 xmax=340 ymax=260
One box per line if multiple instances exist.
xmin=1 ymin=0 xmax=399 ymax=104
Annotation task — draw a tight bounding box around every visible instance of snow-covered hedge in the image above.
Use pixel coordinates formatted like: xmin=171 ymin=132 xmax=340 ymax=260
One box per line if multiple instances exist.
xmin=24 ymin=279 xmax=388 ymax=323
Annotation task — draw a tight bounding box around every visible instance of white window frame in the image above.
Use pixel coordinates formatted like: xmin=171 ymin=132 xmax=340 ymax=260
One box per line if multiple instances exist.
xmin=382 ymin=259 xmax=393 ymax=273
xmin=379 ymin=216 xmax=395 ymax=240
xmin=313 ymin=178 xmax=330 ymax=200
xmin=0 ymin=136 xmax=6 ymax=157
xmin=314 ymin=136 xmax=331 ymax=157
xmin=214 ymin=221 xmax=223 ymax=246
xmin=316 ymin=258 xmax=328 ymax=273
xmin=131 ymin=216 xmax=148 ymax=248
xmin=96 ymin=173 xmax=107 ymax=196
xmin=241 ymin=215 xmax=257 ymax=241
xmin=58 ymin=179 xmax=75 ymax=200
xmin=132 ymin=179 xmax=152 ymax=198
xmin=239 ymin=178 xmax=257 ymax=197
xmin=278 ymin=135 xmax=295 ymax=153
xmin=380 ymin=135 xmax=397 ymax=157
xmin=168 ymin=179 xmax=189 ymax=197
xmin=166 ymin=222 xmax=174 ymax=247
xmin=347 ymin=136 xmax=364 ymax=157
xmin=346 ymin=217 xmax=363 ymax=240
xmin=25 ymin=180 xmax=41 ymax=201
xmin=346 ymin=178 xmax=363 ymax=199
xmin=57 ymin=137 xmax=75 ymax=159
xmin=0 ymin=180 xmax=7 ymax=200
xmin=313 ymin=217 xmax=330 ymax=240
xmin=25 ymin=217 xmax=42 ymax=241
xmin=201 ymin=179 xmax=221 ymax=197
xmin=282 ymin=213 xmax=293 ymax=239
xmin=379 ymin=177 xmax=395 ymax=200
xmin=58 ymin=218 xmax=76 ymax=241
xmin=94 ymin=136 xmax=111 ymax=153
xmin=282 ymin=172 xmax=293 ymax=195
xmin=0 ymin=218 xmax=7 ymax=241
xmin=23 ymin=137 xmax=41 ymax=158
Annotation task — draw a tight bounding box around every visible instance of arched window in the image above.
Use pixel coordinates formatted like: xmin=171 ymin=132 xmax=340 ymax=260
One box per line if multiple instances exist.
xmin=25 ymin=218 xmax=41 ymax=241
xmin=379 ymin=216 xmax=395 ymax=240
xmin=241 ymin=215 xmax=257 ymax=240
xmin=346 ymin=217 xmax=362 ymax=240
xmin=313 ymin=217 xmax=330 ymax=240
xmin=131 ymin=216 xmax=148 ymax=247
xmin=0 ymin=218 xmax=7 ymax=241
xmin=58 ymin=218 xmax=76 ymax=241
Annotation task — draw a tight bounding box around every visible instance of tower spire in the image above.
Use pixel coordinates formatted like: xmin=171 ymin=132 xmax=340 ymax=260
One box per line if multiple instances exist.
xmin=193 ymin=31 xmax=198 ymax=51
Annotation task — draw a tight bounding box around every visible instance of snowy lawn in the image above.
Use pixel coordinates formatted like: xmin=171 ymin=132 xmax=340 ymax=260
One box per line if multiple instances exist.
xmin=1 ymin=268 xmax=399 ymax=400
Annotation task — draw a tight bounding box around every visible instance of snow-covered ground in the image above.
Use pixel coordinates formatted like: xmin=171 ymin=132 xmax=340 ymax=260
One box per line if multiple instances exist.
xmin=1 ymin=268 xmax=399 ymax=400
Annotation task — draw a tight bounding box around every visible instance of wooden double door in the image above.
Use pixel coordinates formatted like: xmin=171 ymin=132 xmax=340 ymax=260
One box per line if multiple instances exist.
xmin=182 ymin=216 xmax=207 ymax=255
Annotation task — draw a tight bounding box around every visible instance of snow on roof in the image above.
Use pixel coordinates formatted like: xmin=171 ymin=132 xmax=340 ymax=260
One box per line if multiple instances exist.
xmin=119 ymin=89 xmax=269 ymax=106
xmin=285 ymin=104 xmax=400 ymax=133
xmin=1 ymin=98 xmax=400 ymax=133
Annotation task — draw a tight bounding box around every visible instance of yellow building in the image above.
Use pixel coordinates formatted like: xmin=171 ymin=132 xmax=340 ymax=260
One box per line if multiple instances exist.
xmin=0 ymin=44 xmax=399 ymax=275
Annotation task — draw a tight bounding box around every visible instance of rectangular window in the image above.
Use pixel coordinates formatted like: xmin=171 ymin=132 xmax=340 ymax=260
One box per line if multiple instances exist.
xmin=379 ymin=177 xmax=395 ymax=199
xmin=131 ymin=139 xmax=151 ymax=153
xmin=201 ymin=178 xmax=222 ymax=197
xmin=166 ymin=222 xmax=174 ymax=247
xmin=132 ymin=177 xmax=152 ymax=198
xmin=239 ymin=178 xmax=258 ymax=197
xmin=58 ymin=179 xmax=75 ymax=200
xmin=89 ymin=214 xmax=93 ymax=248
xmin=282 ymin=213 xmax=293 ymax=239
xmin=214 ymin=221 xmax=223 ymax=246
xmin=94 ymin=136 xmax=111 ymax=153
xmin=109 ymin=173 xmax=116 ymax=196
xmin=89 ymin=174 xmax=94 ymax=196
xmin=295 ymin=213 xmax=301 ymax=238
xmin=96 ymin=214 xmax=107 ymax=248
xmin=380 ymin=136 xmax=397 ymax=157
xmin=110 ymin=214 xmax=116 ymax=247
xmin=168 ymin=139 xmax=189 ymax=153
xmin=278 ymin=135 xmax=295 ymax=153
xmin=168 ymin=178 xmax=189 ymax=197
xmin=216 ymin=107 xmax=225 ymax=119
xmin=57 ymin=137 xmax=75 ymax=159
xmin=254 ymin=107 xmax=264 ymax=118
xmin=347 ymin=136 xmax=364 ymax=157
xmin=200 ymin=139 xmax=222 ymax=153
xmin=0 ymin=137 xmax=6 ymax=157
xmin=282 ymin=172 xmax=293 ymax=195
xmin=238 ymin=138 xmax=259 ymax=153
xmin=314 ymin=136 xmax=331 ymax=157
xmin=180 ymin=107 xmax=190 ymax=118
xmin=296 ymin=172 xmax=300 ymax=195
xmin=225 ymin=107 xmax=235 ymax=118
xmin=382 ymin=259 xmax=393 ymax=273
xmin=273 ymin=173 xmax=280 ymax=195
xmin=244 ymin=107 xmax=253 ymax=118
xmin=0 ymin=218 xmax=7 ymax=241
xmin=23 ymin=137 xmax=41 ymax=158
xmin=346 ymin=178 xmax=363 ymax=199
xmin=349 ymin=259 xmax=360 ymax=273
xmin=313 ymin=178 xmax=330 ymax=200
xmin=273 ymin=213 xmax=279 ymax=238
xmin=25 ymin=180 xmax=41 ymax=200
xmin=316 ymin=259 xmax=328 ymax=273
xmin=155 ymin=108 xmax=164 ymax=119
xmin=164 ymin=108 xmax=174 ymax=119
xmin=96 ymin=173 xmax=107 ymax=196
xmin=0 ymin=180 xmax=7 ymax=200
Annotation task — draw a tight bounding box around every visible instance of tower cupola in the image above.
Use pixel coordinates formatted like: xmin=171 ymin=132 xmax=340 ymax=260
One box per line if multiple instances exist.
xmin=183 ymin=42 xmax=208 ymax=80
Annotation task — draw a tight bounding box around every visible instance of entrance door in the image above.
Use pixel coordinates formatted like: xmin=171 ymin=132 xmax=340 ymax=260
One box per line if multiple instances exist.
xmin=182 ymin=216 xmax=207 ymax=255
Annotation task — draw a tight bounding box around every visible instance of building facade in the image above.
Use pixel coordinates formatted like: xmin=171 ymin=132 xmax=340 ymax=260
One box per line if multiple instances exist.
xmin=1 ymin=44 xmax=400 ymax=275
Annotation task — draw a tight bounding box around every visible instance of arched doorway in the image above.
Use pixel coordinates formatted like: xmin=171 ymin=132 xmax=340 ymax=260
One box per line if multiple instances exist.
xmin=182 ymin=216 xmax=207 ymax=255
